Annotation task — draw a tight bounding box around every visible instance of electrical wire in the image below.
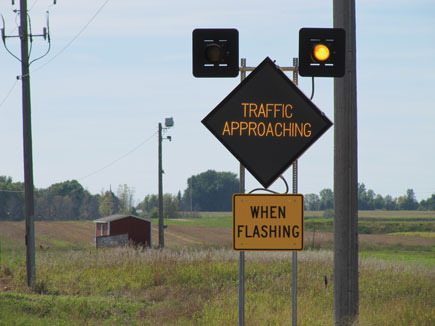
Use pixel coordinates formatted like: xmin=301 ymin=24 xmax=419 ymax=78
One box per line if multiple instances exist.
xmin=29 ymin=11 xmax=51 ymax=66
xmin=310 ymin=76 xmax=315 ymax=100
xmin=248 ymin=175 xmax=289 ymax=194
xmin=4 ymin=0 xmax=111 ymax=77
xmin=1 ymin=14 xmax=21 ymax=62
xmin=27 ymin=13 xmax=33 ymax=59
xmin=29 ymin=0 xmax=111 ymax=75
xmin=78 ymin=131 xmax=157 ymax=181
xmin=29 ymin=0 xmax=41 ymax=11
xmin=0 ymin=79 xmax=19 ymax=111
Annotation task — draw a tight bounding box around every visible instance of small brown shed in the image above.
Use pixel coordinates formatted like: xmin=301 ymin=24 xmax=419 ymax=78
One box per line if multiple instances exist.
xmin=94 ymin=214 xmax=153 ymax=248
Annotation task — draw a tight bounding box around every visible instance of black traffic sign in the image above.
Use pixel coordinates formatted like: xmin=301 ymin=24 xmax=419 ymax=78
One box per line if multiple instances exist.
xmin=299 ymin=28 xmax=346 ymax=77
xmin=202 ymin=57 xmax=333 ymax=188
xmin=192 ymin=29 xmax=239 ymax=78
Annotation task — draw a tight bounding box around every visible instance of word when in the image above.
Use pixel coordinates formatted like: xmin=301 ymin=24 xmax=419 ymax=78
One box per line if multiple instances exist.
xmin=251 ymin=205 xmax=286 ymax=219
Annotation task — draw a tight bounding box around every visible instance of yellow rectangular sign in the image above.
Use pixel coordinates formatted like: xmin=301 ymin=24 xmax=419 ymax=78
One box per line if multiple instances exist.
xmin=233 ymin=194 xmax=304 ymax=251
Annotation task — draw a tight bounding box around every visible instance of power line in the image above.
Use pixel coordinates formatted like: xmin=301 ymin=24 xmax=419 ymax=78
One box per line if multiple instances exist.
xmin=0 ymin=79 xmax=19 ymax=111
xmin=29 ymin=0 xmax=42 ymax=11
xmin=78 ymin=131 xmax=157 ymax=181
xmin=30 ymin=0 xmax=111 ymax=75
xmin=1 ymin=0 xmax=111 ymax=107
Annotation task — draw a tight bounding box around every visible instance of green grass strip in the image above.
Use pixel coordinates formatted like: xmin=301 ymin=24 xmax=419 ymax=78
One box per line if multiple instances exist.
xmin=0 ymin=292 xmax=144 ymax=326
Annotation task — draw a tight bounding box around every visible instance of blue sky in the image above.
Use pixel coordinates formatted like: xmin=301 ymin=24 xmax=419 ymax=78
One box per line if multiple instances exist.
xmin=1 ymin=0 xmax=434 ymax=203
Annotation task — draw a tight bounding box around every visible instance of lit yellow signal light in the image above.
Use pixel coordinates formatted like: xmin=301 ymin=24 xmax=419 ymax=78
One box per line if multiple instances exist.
xmin=313 ymin=44 xmax=330 ymax=62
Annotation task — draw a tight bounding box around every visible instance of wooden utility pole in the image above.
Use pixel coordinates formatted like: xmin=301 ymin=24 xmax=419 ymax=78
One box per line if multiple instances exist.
xmin=158 ymin=122 xmax=164 ymax=248
xmin=19 ymin=0 xmax=36 ymax=287
xmin=333 ymin=0 xmax=359 ymax=325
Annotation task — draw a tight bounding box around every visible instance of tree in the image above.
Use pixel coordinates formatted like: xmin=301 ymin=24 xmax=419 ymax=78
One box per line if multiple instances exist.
xmin=182 ymin=170 xmax=239 ymax=211
xmin=0 ymin=176 xmax=12 ymax=184
xmin=420 ymin=194 xmax=435 ymax=210
xmin=117 ymin=184 xmax=135 ymax=214
xmin=319 ymin=188 xmax=334 ymax=210
xmin=99 ymin=191 xmax=120 ymax=216
xmin=373 ymin=194 xmax=385 ymax=210
xmin=384 ymin=195 xmax=397 ymax=210
xmin=398 ymin=189 xmax=419 ymax=210
xmin=305 ymin=193 xmax=320 ymax=210
xmin=358 ymin=183 xmax=368 ymax=210
xmin=0 ymin=176 xmax=25 ymax=221
xmin=366 ymin=189 xmax=376 ymax=210
xmin=138 ymin=194 xmax=159 ymax=214
xmin=137 ymin=193 xmax=180 ymax=219
xmin=177 ymin=190 xmax=183 ymax=210
xmin=35 ymin=180 xmax=85 ymax=220
xmin=79 ymin=191 xmax=101 ymax=220
xmin=358 ymin=183 xmax=380 ymax=210
xmin=163 ymin=193 xmax=179 ymax=219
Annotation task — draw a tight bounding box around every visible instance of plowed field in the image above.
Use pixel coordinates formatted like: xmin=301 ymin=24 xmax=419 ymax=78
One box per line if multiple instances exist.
xmin=1 ymin=221 xmax=433 ymax=250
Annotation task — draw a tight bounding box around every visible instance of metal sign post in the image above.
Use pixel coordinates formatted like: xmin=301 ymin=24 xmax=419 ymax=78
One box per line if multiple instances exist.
xmin=235 ymin=58 xmax=304 ymax=326
xmin=238 ymin=58 xmax=247 ymax=326
xmin=291 ymin=57 xmax=299 ymax=326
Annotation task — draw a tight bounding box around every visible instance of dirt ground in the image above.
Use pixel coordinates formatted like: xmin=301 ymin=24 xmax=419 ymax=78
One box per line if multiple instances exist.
xmin=0 ymin=221 xmax=434 ymax=250
xmin=161 ymin=225 xmax=435 ymax=248
xmin=0 ymin=221 xmax=95 ymax=248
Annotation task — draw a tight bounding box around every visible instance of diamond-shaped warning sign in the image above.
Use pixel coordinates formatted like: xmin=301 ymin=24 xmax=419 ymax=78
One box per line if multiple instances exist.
xmin=202 ymin=57 xmax=332 ymax=188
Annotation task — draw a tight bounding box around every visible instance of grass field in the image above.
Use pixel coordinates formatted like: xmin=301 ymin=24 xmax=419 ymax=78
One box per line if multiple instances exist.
xmin=0 ymin=211 xmax=434 ymax=325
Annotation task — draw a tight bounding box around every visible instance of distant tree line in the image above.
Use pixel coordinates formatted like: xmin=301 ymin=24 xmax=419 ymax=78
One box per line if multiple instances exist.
xmin=304 ymin=183 xmax=435 ymax=211
xmin=135 ymin=170 xmax=239 ymax=218
xmin=0 ymin=176 xmax=136 ymax=221
xmin=2 ymin=174 xmax=435 ymax=221
xmin=179 ymin=170 xmax=239 ymax=212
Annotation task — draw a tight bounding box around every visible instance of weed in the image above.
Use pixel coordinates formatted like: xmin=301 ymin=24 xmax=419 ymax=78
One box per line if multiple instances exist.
xmin=0 ymin=218 xmax=434 ymax=325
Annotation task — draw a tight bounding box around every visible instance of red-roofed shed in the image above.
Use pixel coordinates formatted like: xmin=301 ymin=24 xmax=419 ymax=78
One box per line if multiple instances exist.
xmin=94 ymin=214 xmax=153 ymax=248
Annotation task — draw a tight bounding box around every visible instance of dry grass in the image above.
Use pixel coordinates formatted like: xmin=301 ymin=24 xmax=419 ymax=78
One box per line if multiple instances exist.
xmin=305 ymin=210 xmax=435 ymax=218
xmin=1 ymin=245 xmax=434 ymax=325
xmin=1 ymin=221 xmax=433 ymax=252
xmin=1 ymin=216 xmax=434 ymax=325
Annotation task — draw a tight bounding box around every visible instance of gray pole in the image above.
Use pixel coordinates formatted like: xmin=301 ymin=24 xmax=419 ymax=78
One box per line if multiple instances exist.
xmin=158 ymin=122 xmax=164 ymax=248
xmin=291 ymin=57 xmax=298 ymax=326
xmin=19 ymin=0 xmax=36 ymax=287
xmin=333 ymin=0 xmax=359 ymax=325
xmin=190 ymin=178 xmax=193 ymax=218
xmin=238 ymin=58 xmax=247 ymax=326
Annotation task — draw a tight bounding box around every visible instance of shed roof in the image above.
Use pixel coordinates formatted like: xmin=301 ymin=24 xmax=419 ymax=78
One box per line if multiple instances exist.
xmin=94 ymin=214 xmax=152 ymax=224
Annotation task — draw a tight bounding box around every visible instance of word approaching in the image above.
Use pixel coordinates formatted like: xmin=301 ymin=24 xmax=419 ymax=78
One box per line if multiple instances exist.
xmin=222 ymin=102 xmax=312 ymax=138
